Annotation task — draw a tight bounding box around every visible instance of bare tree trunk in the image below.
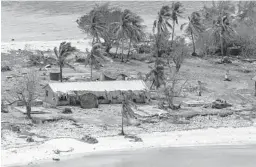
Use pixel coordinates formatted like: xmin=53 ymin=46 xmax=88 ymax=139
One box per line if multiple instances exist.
xmin=26 ymin=104 xmax=32 ymax=119
xmin=171 ymin=21 xmax=176 ymax=47
xmin=191 ymin=31 xmax=196 ymax=54
xmin=60 ymin=65 xmax=63 ymax=82
xmin=121 ymin=39 xmax=124 ymax=62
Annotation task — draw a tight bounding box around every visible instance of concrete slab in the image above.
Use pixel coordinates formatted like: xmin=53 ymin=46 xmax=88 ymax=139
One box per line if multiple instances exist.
xmin=14 ymin=107 xmax=51 ymax=114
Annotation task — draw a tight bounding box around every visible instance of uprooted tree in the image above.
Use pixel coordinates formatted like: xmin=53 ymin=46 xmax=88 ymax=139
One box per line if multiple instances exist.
xmin=13 ymin=71 xmax=39 ymax=119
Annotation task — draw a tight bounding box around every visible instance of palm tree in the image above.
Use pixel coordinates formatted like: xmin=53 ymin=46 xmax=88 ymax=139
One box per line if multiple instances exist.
xmin=76 ymin=8 xmax=106 ymax=44
xmin=85 ymin=43 xmax=112 ymax=80
xmin=127 ymin=15 xmax=146 ymax=58
xmin=170 ymin=1 xmax=184 ymax=46
xmin=153 ymin=5 xmax=173 ymax=60
xmin=120 ymin=92 xmax=137 ymax=135
xmin=112 ymin=9 xmax=135 ymax=62
xmin=145 ymin=64 xmax=166 ymax=89
xmin=180 ymin=12 xmax=205 ymax=55
xmin=54 ymin=42 xmax=76 ymax=82
xmin=208 ymin=13 xmax=236 ymax=56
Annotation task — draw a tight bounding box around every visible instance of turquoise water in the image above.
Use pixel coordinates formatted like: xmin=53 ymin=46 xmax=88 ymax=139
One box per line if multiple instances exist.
xmin=1 ymin=1 xmax=209 ymax=42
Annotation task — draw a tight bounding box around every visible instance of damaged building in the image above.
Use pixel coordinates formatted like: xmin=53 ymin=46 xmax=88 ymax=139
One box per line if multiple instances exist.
xmin=44 ymin=80 xmax=150 ymax=107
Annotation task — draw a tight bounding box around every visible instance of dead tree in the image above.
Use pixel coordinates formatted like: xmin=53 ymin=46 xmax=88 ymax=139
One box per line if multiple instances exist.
xmin=14 ymin=71 xmax=39 ymax=119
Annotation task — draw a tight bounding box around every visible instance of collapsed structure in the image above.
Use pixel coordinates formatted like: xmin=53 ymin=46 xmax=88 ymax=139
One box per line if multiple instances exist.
xmin=44 ymin=80 xmax=150 ymax=107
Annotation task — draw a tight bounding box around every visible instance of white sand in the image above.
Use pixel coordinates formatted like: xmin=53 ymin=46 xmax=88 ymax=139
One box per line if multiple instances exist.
xmin=1 ymin=39 xmax=92 ymax=53
xmin=2 ymin=127 xmax=256 ymax=167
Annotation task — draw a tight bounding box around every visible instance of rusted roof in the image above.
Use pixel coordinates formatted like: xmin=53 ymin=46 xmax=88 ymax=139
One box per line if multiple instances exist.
xmin=47 ymin=80 xmax=149 ymax=93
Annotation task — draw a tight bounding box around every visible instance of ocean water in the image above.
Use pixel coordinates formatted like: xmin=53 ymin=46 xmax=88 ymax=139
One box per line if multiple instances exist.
xmin=1 ymin=1 xmax=209 ymax=42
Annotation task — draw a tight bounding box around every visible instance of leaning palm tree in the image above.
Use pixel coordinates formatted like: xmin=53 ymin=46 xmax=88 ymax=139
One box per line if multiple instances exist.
xmin=85 ymin=43 xmax=112 ymax=80
xmin=112 ymin=9 xmax=135 ymax=62
xmin=54 ymin=42 xmax=77 ymax=82
xmin=120 ymin=92 xmax=138 ymax=135
xmin=180 ymin=12 xmax=205 ymax=55
xmin=76 ymin=8 xmax=106 ymax=44
xmin=170 ymin=1 xmax=184 ymax=46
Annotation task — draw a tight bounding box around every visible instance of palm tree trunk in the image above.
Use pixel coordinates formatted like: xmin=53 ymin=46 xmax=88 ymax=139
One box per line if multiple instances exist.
xmin=90 ymin=60 xmax=93 ymax=81
xmin=115 ymin=41 xmax=119 ymax=58
xmin=121 ymin=39 xmax=124 ymax=62
xmin=127 ymin=38 xmax=132 ymax=59
xmin=191 ymin=31 xmax=196 ymax=54
xmin=121 ymin=105 xmax=125 ymax=135
xmin=60 ymin=65 xmax=63 ymax=82
xmin=220 ymin=32 xmax=224 ymax=57
xmin=171 ymin=21 xmax=176 ymax=47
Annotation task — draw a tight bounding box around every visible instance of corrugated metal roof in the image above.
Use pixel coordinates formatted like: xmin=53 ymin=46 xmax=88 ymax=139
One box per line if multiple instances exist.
xmin=47 ymin=80 xmax=149 ymax=93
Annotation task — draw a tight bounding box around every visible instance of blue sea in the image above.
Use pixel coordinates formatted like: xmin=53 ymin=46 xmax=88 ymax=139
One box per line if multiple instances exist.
xmin=1 ymin=1 xmax=210 ymax=42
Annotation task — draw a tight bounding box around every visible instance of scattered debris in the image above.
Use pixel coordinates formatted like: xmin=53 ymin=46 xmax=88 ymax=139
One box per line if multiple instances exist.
xmin=62 ymin=108 xmax=72 ymax=114
xmin=124 ymin=134 xmax=143 ymax=142
xmin=212 ymin=99 xmax=232 ymax=109
xmin=1 ymin=66 xmax=11 ymax=72
xmin=53 ymin=147 xmax=74 ymax=154
xmin=52 ymin=158 xmax=60 ymax=161
xmin=81 ymin=135 xmax=98 ymax=144
xmin=26 ymin=137 xmax=34 ymax=142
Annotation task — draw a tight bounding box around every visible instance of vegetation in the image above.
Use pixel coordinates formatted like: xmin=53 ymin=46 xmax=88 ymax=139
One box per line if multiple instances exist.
xmin=14 ymin=71 xmax=39 ymax=119
xmin=84 ymin=43 xmax=112 ymax=80
xmin=181 ymin=12 xmax=205 ymax=55
xmin=53 ymin=42 xmax=77 ymax=82
xmin=170 ymin=2 xmax=184 ymax=46
xmin=120 ymin=92 xmax=138 ymax=135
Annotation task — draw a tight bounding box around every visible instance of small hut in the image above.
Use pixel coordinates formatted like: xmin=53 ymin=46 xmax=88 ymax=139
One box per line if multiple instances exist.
xmin=50 ymin=72 xmax=60 ymax=81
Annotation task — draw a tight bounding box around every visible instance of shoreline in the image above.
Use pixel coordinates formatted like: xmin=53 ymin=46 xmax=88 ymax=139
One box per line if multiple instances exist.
xmin=1 ymin=39 xmax=92 ymax=53
xmin=2 ymin=127 xmax=256 ymax=167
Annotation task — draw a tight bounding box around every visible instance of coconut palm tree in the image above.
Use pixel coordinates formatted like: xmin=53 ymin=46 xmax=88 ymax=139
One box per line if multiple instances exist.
xmin=112 ymin=9 xmax=135 ymax=62
xmin=127 ymin=15 xmax=146 ymax=58
xmin=170 ymin=1 xmax=184 ymax=46
xmin=153 ymin=5 xmax=173 ymax=35
xmin=76 ymin=8 xmax=106 ymax=44
xmin=153 ymin=5 xmax=173 ymax=60
xmin=208 ymin=12 xmax=236 ymax=57
xmin=180 ymin=12 xmax=205 ymax=55
xmin=54 ymin=42 xmax=76 ymax=82
xmin=120 ymin=92 xmax=138 ymax=135
xmin=85 ymin=43 xmax=112 ymax=80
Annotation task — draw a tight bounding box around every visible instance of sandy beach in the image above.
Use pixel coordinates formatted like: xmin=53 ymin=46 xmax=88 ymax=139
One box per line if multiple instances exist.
xmin=2 ymin=127 xmax=256 ymax=167
xmin=1 ymin=39 xmax=92 ymax=53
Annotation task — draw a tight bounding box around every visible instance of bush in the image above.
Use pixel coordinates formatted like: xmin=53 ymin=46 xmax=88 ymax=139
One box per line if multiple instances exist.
xmin=134 ymin=44 xmax=151 ymax=54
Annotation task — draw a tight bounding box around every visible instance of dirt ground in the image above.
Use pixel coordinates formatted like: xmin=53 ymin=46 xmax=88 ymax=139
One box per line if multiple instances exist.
xmin=1 ymin=51 xmax=256 ymax=149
